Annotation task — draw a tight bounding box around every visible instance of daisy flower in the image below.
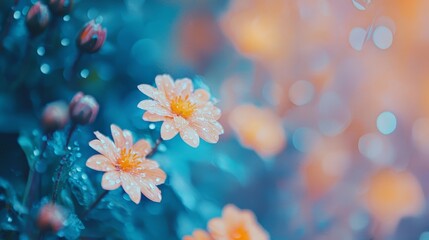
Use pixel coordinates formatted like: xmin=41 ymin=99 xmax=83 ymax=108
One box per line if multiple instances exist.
xmin=208 ymin=204 xmax=269 ymax=240
xmin=183 ymin=230 xmax=213 ymax=240
xmin=86 ymin=124 xmax=166 ymax=204
xmin=138 ymin=74 xmax=223 ymax=148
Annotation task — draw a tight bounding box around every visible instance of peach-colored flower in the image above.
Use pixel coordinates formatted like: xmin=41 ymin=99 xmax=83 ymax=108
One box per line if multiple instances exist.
xmin=138 ymin=74 xmax=223 ymax=148
xmin=86 ymin=124 xmax=166 ymax=204
xmin=183 ymin=230 xmax=213 ymax=240
xmin=208 ymin=204 xmax=269 ymax=240
xmin=229 ymin=105 xmax=285 ymax=158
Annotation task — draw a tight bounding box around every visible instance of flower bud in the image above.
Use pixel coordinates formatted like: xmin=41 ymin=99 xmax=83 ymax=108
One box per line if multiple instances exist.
xmin=69 ymin=92 xmax=99 ymax=125
xmin=37 ymin=203 xmax=65 ymax=232
xmin=42 ymin=101 xmax=69 ymax=133
xmin=47 ymin=0 xmax=73 ymax=16
xmin=25 ymin=2 xmax=50 ymax=37
xmin=76 ymin=20 xmax=107 ymax=53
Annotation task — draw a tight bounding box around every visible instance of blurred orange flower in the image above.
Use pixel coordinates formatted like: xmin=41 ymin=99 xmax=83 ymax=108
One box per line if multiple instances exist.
xmin=86 ymin=124 xmax=166 ymax=203
xmin=138 ymin=74 xmax=224 ymax=148
xmin=183 ymin=230 xmax=213 ymax=240
xmin=364 ymin=168 xmax=425 ymax=235
xmin=208 ymin=204 xmax=269 ymax=240
xmin=220 ymin=0 xmax=293 ymax=62
xmin=229 ymin=104 xmax=286 ymax=158
xmin=37 ymin=203 xmax=65 ymax=232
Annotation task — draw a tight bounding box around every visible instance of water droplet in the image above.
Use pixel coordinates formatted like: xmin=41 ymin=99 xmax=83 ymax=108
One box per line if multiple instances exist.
xmin=13 ymin=11 xmax=21 ymax=19
xmin=63 ymin=15 xmax=70 ymax=21
xmin=149 ymin=123 xmax=156 ymax=130
xmin=61 ymin=38 xmax=70 ymax=46
xmin=33 ymin=149 xmax=40 ymax=156
xmin=80 ymin=69 xmax=90 ymax=78
xmin=40 ymin=64 xmax=50 ymax=74
xmin=37 ymin=46 xmax=45 ymax=56
xmin=7 ymin=216 xmax=12 ymax=222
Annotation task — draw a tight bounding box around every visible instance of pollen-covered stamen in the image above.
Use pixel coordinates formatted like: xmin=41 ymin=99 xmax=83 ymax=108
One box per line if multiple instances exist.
xmin=170 ymin=96 xmax=196 ymax=119
xmin=229 ymin=225 xmax=250 ymax=240
xmin=116 ymin=148 xmax=143 ymax=174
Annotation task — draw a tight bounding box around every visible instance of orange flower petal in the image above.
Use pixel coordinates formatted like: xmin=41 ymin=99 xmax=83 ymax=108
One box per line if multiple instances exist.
xmin=132 ymin=139 xmax=151 ymax=157
xmin=155 ymin=74 xmax=175 ymax=100
xmin=143 ymin=112 xmax=165 ymax=122
xmin=89 ymin=139 xmax=116 ymax=161
xmin=86 ymin=154 xmax=115 ymax=172
xmin=140 ymin=182 xmax=162 ymax=202
xmin=161 ymin=120 xmax=179 ymax=140
xmin=174 ymin=78 xmax=194 ymax=97
xmin=110 ymin=124 xmax=126 ymax=148
xmin=180 ymin=126 xmax=200 ymax=147
xmin=193 ymin=89 xmax=210 ymax=104
xmin=101 ymin=171 xmax=121 ymax=190
xmin=120 ymin=173 xmax=141 ymax=204
xmin=138 ymin=100 xmax=171 ymax=116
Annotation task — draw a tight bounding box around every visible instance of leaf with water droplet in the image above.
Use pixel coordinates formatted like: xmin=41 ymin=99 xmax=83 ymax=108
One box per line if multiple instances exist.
xmin=57 ymin=213 xmax=85 ymax=240
xmin=17 ymin=132 xmax=40 ymax=169
xmin=67 ymin=167 xmax=96 ymax=207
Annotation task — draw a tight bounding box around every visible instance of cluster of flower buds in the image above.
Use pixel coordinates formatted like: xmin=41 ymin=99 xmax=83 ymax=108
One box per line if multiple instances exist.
xmin=76 ymin=20 xmax=107 ymax=53
xmin=41 ymin=92 xmax=98 ymax=133
xmin=47 ymin=0 xmax=74 ymax=17
xmin=41 ymin=101 xmax=69 ymax=133
xmin=25 ymin=2 xmax=50 ymax=37
xmin=37 ymin=203 xmax=65 ymax=233
xmin=69 ymin=92 xmax=99 ymax=125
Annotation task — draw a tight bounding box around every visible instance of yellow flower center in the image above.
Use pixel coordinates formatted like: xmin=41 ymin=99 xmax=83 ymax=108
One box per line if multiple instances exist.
xmin=170 ymin=96 xmax=196 ymax=119
xmin=229 ymin=225 xmax=250 ymax=240
xmin=117 ymin=148 xmax=142 ymax=174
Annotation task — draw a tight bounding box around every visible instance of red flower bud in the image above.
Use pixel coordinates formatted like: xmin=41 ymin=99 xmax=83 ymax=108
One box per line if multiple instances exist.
xmin=37 ymin=203 xmax=65 ymax=233
xmin=25 ymin=2 xmax=50 ymax=37
xmin=42 ymin=101 xmax=69 ymax=133
xmin=48 ymin=0 xmax=73 ymax=16
xmin=69 ymin=92 xmax=99 ymax=125
xmin=76 ymin=20 xmax=107 ymax=53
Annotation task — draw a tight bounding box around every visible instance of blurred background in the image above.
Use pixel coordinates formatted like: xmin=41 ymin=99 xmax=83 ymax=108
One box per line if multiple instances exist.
xmin=1 ymin=0 xmax=429 ymax=239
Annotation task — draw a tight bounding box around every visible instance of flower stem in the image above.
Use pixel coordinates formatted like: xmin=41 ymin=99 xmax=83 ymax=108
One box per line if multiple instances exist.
xmin=51 ymin=124 xmax=77 ymax=203
xmin=65 ymin=122 xmax=77 ymax=146
xmin=81 ymin=190 xmax=108 ymax=218
xmin=66 ymin=51 xmax=83 ymax=81
xmin=147 ymin=136 xmax=163 ymax=158
xmin=22 ymin=134 xmax=50 ymax=208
